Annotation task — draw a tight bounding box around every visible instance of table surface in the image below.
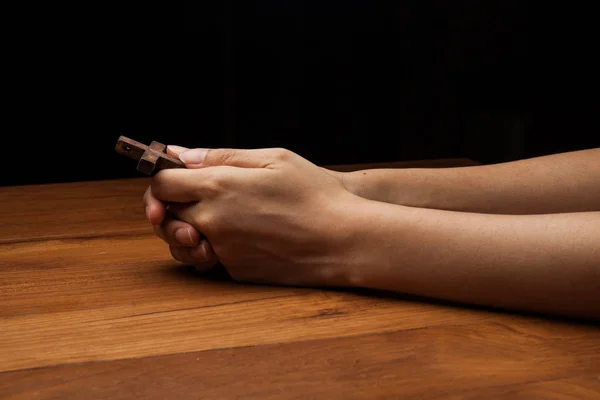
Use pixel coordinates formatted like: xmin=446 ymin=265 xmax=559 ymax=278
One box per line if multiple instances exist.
xmin=1 ymin=159 xmax=599 ymax=399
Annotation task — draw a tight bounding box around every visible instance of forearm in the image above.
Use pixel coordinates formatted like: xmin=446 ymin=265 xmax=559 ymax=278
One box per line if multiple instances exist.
xmin=346 ymin=199 xmax=600 ymax=320
xmin=343 ymin=148 xmax=600 ymax=214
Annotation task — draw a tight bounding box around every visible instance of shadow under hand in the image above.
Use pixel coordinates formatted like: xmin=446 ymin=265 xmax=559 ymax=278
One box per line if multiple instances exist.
xmin=341 ymin=287 xmax=600 ymax=326
xmin=164 ymin=262 xmax=235 ymax=284
xmin=163 ymin=264 xmax=600 ymax=326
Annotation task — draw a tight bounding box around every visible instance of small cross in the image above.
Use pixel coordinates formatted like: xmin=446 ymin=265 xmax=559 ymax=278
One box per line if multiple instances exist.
xmin=115 ymin=136 xmax=185 ymax=175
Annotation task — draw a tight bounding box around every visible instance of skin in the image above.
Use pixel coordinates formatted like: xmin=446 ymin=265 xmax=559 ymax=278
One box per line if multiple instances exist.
xmin=339 ymin=148 xmax=600 ymax=215
xmin=144 ymin=146 xmax=600 ymax=321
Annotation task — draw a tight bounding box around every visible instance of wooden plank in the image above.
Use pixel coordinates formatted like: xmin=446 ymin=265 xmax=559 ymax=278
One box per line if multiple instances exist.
xmin=11 ymin=155 xmax=597 ymax=400
xmin=0 ymin=178 xmax=152 ymax=243
xmin=2 ymin=232 xmax=525 ymax=373
xmin=0 ymin=277 xmax=499 ymax=371
xmin=437 ymin=375 xmax=600 ymax=400
xmin=1 ymin=321 xmax=598 ymax=399
xmin=0 ymin=234 xmax=308 ymax=318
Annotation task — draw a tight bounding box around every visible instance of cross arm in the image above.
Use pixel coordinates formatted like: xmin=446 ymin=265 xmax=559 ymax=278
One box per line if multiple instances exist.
xmin=115 ymin=136 xmax=185 ymax=175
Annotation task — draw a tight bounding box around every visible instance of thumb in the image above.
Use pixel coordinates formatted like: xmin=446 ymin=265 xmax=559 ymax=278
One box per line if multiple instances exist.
xmin=177 ymin=147 xmax=286 ymax=168
xmin=166 ymin=145 xmax=189 ymax=157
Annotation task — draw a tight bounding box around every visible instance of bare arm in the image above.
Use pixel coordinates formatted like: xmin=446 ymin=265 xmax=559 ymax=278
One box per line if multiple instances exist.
xmin=149 ymin=146 xmax=600 ymax=321
xmin=344 ymin=199 xmax=600 ymax=321
xmin=341 ymin=148 xmax=600 ymax=214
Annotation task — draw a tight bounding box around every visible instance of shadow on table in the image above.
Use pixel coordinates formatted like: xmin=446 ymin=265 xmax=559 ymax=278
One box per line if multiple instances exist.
xmin=166 ymin=263 xmax=600 ymax=327
xmin=166 ymin=263 xmax=234 ymax=283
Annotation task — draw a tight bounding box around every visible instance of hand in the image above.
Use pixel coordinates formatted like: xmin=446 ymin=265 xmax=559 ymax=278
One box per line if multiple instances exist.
xmin=143 ymin=146 xmax=219 ymax=272
xmin=144 ymin=145 xmax=355 ymax=274
xmin=147 ymin=146 xmax=362 ymax=286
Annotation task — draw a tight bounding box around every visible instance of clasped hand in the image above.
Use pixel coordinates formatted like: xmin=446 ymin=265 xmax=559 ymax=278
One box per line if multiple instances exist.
xmin=143 ymin=146 xmax=362 ymax=286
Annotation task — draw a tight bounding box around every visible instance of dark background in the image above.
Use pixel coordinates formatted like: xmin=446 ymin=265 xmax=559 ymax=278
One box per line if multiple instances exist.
xmin=2 ymin=1 xmax=598 ymax=186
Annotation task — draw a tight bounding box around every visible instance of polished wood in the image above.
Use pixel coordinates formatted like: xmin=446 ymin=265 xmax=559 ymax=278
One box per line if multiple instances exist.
xmin=1 ymin=159 xmax=598 ymax=399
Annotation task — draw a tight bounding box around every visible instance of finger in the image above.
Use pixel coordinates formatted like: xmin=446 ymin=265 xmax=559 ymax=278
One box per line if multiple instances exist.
xmin=143 ymin=186 xmax=167 ymax=225
xmin=166 ymin=202 xmax=200 ymax=228
xmin=152 ymin=224 xmax=166 ymax=242
xmin=178 ymin=147 xmax=296 ymax=169
xmin=166 ymin=145 xmax=189 ymax=157
xmin=151 ymin=166 xmax=250 ymax=203
xmin=150 ymin=168 xmax=205 ymax=203
xmin=154 ymin=217 xmax=201 ymax=247
xmin=170 ymin=241 xmax=219 ymax=272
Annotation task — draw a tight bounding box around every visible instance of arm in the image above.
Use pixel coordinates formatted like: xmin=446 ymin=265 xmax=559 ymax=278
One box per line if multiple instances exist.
xmin=346 ymin=199 xmax=600 ymax=321
xmin=341 ymin=148 xmax=600 ymax=214
xmin=147 ymin=146 xmax=600 ymax=321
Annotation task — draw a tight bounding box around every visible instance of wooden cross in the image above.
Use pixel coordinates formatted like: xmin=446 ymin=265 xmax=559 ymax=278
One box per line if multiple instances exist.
xmin=115 ymin=136 xmax=185 ymax=175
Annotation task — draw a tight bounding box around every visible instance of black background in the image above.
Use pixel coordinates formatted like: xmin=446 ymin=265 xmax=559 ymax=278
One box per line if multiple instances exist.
xmin=2 ymin=1 xmax=598 ymax=187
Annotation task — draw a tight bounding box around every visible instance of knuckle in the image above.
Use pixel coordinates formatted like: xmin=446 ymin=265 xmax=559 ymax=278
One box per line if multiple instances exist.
xmin=185 ymin=210 xmax=215 ymax=236
xmin=202 ymin=178 xmax=221 ymax=198
xmin=271 ymin=147 xmax=292 ymax=161
xmin=200 ymin=213 xmax=221 ymax=235
xmin=199 ymin=169 xmax=230 ymax=197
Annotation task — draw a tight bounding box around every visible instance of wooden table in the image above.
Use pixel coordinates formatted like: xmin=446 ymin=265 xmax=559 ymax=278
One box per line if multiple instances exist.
xmin=1 ymin=159 xmax=599 ymax=399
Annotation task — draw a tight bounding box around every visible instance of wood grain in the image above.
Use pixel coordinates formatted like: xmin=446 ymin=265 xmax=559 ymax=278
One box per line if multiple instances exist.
xmin=1 ymin=157 xmax=598 ymax=399
xmin=0 ymin=233 xmax=501 ymax=371
xmin=438 ymin=376 xmax=600 ymax=400
xmin=0 ymin=178 xmax=151 ymax=243
xmin=1 ymin=321 xmax=598 ymax=399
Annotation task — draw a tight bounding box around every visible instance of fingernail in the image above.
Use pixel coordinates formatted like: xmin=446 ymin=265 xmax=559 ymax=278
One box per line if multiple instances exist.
xmin=167 ymin=145 xmax=187 ymax=155
xmin=174 ymin=228 xmax=194 ymax=245
xmin=180 ymin=149 xmax=208 ymax=165
xmin=191 ymin=242 xmax=207 ymax=260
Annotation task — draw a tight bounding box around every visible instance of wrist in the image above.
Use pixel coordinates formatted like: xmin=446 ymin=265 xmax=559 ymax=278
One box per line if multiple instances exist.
xmin=342 ymin=170 xmax=381 ymax=200
xmin=322 ymin=168 xmax=391 ymax=203
xmin=345 ymin=169 xmax=414 ymax=207
xmin=346 ymin=168 xmax=457 ymax=211
xmin=337 ymin=196 xmax=416 ymax=289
